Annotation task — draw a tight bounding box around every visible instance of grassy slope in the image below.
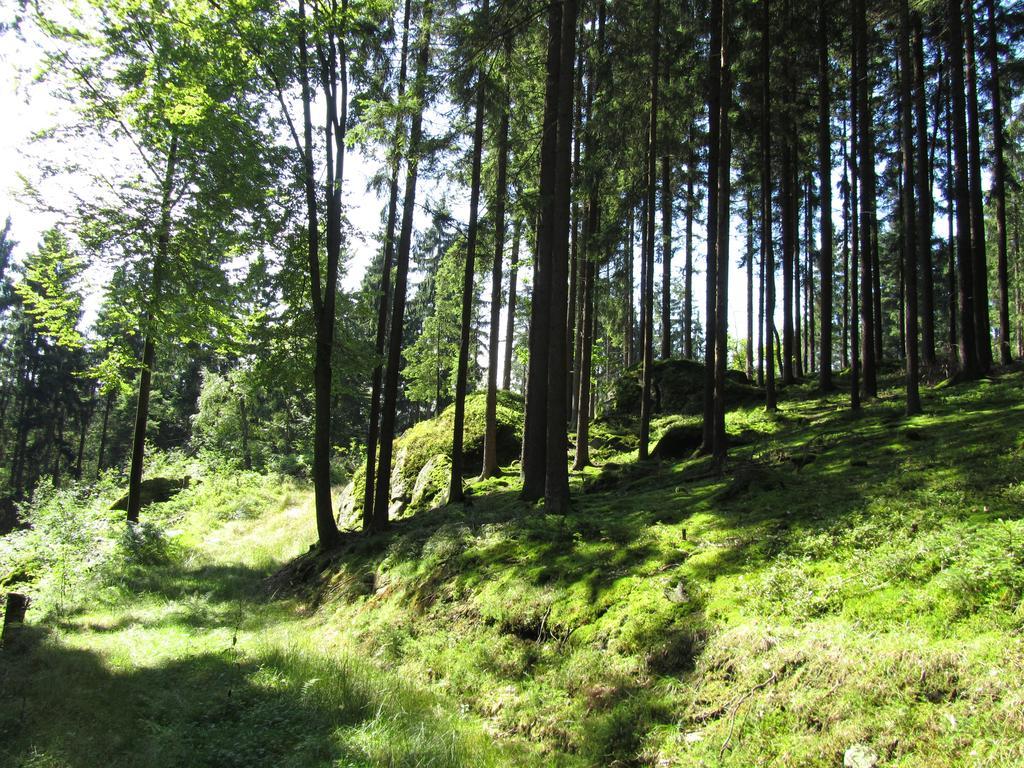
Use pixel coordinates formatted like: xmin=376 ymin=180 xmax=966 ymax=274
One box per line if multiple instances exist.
xmin=3 ymin=371 xmax=1024 ymax=767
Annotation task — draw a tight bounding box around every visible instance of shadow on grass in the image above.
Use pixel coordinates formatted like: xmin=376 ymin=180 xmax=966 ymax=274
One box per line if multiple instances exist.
xmin=0 ymin=624 xmax=510 ymax=768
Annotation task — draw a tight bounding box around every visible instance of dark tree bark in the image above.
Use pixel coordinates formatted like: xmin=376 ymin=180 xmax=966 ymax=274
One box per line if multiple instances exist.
xmin=625 ymin=212 xmax=634 ymax=367
xmin=450 ymin=0 xmax=490 ymax=503
xmin=985 ymin=0 xmax=1011 ymax=364
xmin=481 ymin=28 xmax=511 ymax=482
xmin=761 ymin=0 xmax=776 ymax=411
xmin=942 ymin=62 xmax=958 ymax=354
xmin=746 ymin=198 xmax=754 ymax=379
xmin=573 ymin=0 xmax=605 ymax=470
xmin=817 ymin=0 xmax=833 ymax=389
xmin=96 ymin=389 xmax=113 ymax=477
xmin=684 ymin=150 xmax=695 ymax=358
xmin=573 ymin=257 xmax=596 ymax=470
xmin=701 ymin=0 xmax=723 ymax=449
xmin=310 ymin=3 xmax=349 ymax=548
xmin=502 ymin=221 xmax=520 ymax=391
xmin=712 ymin=2 xmax=733 ymax=465
xmin=543 ymin=0 xmax=578 ymax=513
xmin=660 ymin=66 xmax=672 ymax=361
xmin=127 ymin=133 xmax=177 ymax=525
xmin=899 ymin=0 xmax=922 ymax=414
xmin=362 ymin=0 xmax=411 ymax=529
xmin=912 ymin=12 xmax=936 ymax=366
xmin=849 ymin=44 xmax=861 ymax=410
xmin=640 ymin=0 xmax=660 ymax=461
xmin=779 ymin=2 xmax=796 ymax=387
xmin=374 ymin=1 xmax=432 ymax=528
xmin=841 ymin=119 xmax=850 ymax=369
xmin=948 ymin=0 xmax=980 ymax=377
xmin=520 ymin=0 xmax=561 ymax=502
xmin=854 ymin=0 xmax=877 ymax=398
xmin=964 ymin=0 xmax=991 ymax=371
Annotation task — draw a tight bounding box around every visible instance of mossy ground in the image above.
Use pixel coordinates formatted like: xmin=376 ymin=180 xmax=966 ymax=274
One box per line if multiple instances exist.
xmin=3 ymin=370 xmax=1024 ymax=766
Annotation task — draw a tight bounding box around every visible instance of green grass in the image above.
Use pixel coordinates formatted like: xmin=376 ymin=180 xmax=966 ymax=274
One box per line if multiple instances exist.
xmin=3 ymin=370 xmax=1024 ymax=766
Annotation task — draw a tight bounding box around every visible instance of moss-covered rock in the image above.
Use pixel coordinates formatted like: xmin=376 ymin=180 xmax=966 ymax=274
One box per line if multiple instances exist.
xmin=609 ymin=358 xmax=762 ymax=417
xmin=410 ymin=454 xmax=451 ymax=511
xmin=651 ymin=424 xmax=703 ymax=461
xmin=110 ymin=477 xmax=190 ymax=512
xmin=337 ymin=391 xmax=524 ymax=528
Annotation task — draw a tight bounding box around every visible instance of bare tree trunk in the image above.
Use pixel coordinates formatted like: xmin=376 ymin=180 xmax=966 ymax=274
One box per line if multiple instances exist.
xmin=640 ymin=0 xmax=660 ymax=461
xmin=746 ymin=197 xmax=754 ymax=379
xmin=948 ymin=0 xmax=980 ymax=377
xmin=712 ymin=1 xmax=733 ymax=464
xmin=374 ymin=1 xmax=432 ymax=527
xmin=521 ymin=0 xmax=561 ymax=502
xmin=899 ymin=0 xmax=922 ymax=414
xmin=684 ymin=155 xmax=695 ymax=358
xmin=701 ymin=0 xmax=723 ymax=451
xmin=965 ymin=0 xmax=991 ymax=371
xmin=543 ymin=0 xmax=578 ymax=512
xmin=985 ymin=0 xmax=1011 ymax=364
xmin=849 ymin=34 xmax=861 ymax=410
xmin=502 ymin=221 xmax=520 ymax=391
xmin=127 ymin=134 xmax=177 ymax=524
xmin=362 ymin=0 xmax=411 ymax=528
xmin=912 ymin=12 xmax=935 ymax=366
xmin=818 ymin=0 xmax=833 ymax=389
xmin=481 ymin=31 xmax=511 ymax=481
xmin=855 ymin=0 xmax=877 ymax=398
xmin=449 ymin=0 xmax=490 ymax=503
xmin=761 ymin=0 xmax=776 ymax=411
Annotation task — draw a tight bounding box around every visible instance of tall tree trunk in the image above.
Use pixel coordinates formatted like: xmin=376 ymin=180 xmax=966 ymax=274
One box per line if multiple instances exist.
xmin=640 ymin=0 xmax=660 ymax=461
xmin=543 ymin=0 xmax=578 ymax=512
xmin=761 ymin=0 xmax=776 ymax=411
xmin=481 ymin=30 xmax=511 ymax=481
xmin=362 ymin=0 xmax=411 ymax=529
xmin=817 ymin=0 xmax=833 ymax=389
xmin=502 ymin=221 xmax=520 ymax=391
xmin=127 ymin=133 xmax=177 ymax=524
xmin=912 ymin=12 xmax=936 ymax=366
xmin=520 ymin=0 xmax=561 ymax=502
xmin=574 ymin=0 xmax=604 ymax=467
xmin=780 ymin=9 xmax=796 ymax=387
xmin=849 ymin=42 xmax=861 ymax=410
xmin=746 ymin=197 xmax=754 ymax=379
xmin=625 ymin=212 xmax=634 ymax=367
xmin=948 ymin=0 xmax=980 ymax=377
xmin=449 ymin=0 xmax=490 ymax=503
xmin=899 ymin=0 xmax=922 ymax=414
xmin=701 ymin=0 xmax=723 ymax=450
xmin=660 ymin=71 xmax=672 ymax=360
xmin=310 ymin=6 xmax=348 ymax=548
xmin=684 ymin=155 xmax=695 ymax=358
xmin=758 ymin=203 xmax=765 ymax=386
xmin=374 ymin=1 xmax=432 ymax=527
xmin=841 ymin=119 xmax=850 ymax=369
xmin=712 ymin=0 xmax=733 ymax=464
xmin=985 ymin=0 xmax=1011 ymax=364
xmin=573 ymin=258 xmax=596 ymax=470
xmin=944 ymin=65 xmax=958 ymax=354
xmin=96 ymin=388 xmax=112 ymax=477
xmin=854 ymin=0 xmax=877 ymax=398
xmin=964 ymin=0 xmax=991 ymax=371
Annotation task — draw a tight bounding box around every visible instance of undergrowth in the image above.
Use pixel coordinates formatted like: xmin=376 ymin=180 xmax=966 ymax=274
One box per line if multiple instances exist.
xmin=3 ymin=370 xmax=1024 ymax=767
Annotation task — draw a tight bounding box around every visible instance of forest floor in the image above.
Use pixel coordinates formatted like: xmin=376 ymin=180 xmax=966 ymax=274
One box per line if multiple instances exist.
xmin=2 ymin=369 xmax=1024 ymax=767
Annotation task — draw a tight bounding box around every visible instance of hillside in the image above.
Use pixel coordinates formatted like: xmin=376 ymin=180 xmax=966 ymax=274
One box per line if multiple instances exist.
xmin=2 ymin=371 xmax=1024 ymax=767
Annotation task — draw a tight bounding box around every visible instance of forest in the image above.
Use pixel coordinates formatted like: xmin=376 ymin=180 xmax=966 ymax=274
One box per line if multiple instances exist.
xmin=1 ymin=0 xmax=1023 ymax=764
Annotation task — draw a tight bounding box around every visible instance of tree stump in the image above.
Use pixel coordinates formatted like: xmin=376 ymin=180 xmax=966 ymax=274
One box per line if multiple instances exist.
xmin=2 ymin=592 xmax=30 ymax=647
